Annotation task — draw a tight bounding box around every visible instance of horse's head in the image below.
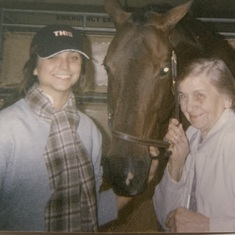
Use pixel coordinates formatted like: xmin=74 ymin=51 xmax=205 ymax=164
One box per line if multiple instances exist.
xmin=103 ymin=0 xmax=192 ymax=196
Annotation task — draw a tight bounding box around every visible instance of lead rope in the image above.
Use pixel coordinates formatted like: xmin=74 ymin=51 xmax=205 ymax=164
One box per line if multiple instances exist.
xmin=171 ymin=50 xmax=180 ymax=120
xmin=163 ymin=51 xmax=179 ymax=159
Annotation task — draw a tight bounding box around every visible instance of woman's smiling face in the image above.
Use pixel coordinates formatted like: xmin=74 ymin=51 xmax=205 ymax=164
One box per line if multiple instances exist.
xmin=33 ymin=51 xmax=82 ymax=98
xmin=178 ymin=74 xmax=228 ymax=138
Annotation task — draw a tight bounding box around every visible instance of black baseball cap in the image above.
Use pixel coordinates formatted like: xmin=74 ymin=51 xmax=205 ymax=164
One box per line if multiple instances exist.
xmin=30 ymin=24 xmax=89 ymax=59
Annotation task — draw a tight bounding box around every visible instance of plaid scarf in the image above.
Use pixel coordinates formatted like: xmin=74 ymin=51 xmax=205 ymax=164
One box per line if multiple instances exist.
xmin=25 ymin=84 xmax=97 ymax=232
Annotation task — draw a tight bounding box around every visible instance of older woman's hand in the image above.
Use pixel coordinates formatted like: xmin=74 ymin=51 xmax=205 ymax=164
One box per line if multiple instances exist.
xmin=166 ymin=207 xmax=209 ymax=232
xmin=148 ymin=146 xmax=160 ymax=182
xmin=164 ymin=118 xmax=190 ymax=181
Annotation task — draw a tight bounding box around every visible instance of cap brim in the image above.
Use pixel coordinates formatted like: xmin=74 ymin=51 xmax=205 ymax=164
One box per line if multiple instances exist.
xmin=37 ymin=49 xmax=89 ymax=59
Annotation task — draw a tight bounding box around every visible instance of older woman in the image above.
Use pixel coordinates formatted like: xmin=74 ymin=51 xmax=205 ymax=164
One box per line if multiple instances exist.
xmin=153 ymin=58 xmax=235 ymax=232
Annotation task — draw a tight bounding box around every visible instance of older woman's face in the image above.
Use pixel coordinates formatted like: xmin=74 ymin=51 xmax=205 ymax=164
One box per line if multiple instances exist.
xmin=178 ymin=74 xmax=228 ymax=138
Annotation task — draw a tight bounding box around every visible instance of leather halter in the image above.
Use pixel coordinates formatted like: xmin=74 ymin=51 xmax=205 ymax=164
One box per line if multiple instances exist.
xmin=107 ymin=51 xmax=178 ymax=158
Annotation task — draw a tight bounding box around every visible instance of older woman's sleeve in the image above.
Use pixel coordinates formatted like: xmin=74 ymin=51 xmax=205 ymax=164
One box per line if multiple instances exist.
xmin=153 ymin=165 xmax=189 ymax=230
xmin=209 ymin=131 xmax=235 ymax=232
xmin=153 ymin=126 xmax=196 ymax=230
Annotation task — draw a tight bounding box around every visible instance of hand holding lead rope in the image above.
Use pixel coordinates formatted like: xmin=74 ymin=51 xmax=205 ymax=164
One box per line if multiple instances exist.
xmin=164 ymin=118 xmax=190 ymax=180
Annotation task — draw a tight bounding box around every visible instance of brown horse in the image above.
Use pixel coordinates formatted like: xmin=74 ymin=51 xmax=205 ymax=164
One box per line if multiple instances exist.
xmin=103 ymin=0 xmax=235 ymax=196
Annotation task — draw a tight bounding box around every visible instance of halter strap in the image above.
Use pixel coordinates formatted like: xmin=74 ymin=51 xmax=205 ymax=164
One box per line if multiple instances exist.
xmin=112 ymin=130 xmax=170 ymax=148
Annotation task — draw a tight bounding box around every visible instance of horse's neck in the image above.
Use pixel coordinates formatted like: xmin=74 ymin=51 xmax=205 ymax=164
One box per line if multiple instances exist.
xmin=170 ymin=18 xmax=206 ymax=58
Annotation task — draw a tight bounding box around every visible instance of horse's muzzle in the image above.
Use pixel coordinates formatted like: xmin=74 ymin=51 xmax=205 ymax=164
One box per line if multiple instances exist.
xmin=103 ymin=153 xmax=150 ymax=196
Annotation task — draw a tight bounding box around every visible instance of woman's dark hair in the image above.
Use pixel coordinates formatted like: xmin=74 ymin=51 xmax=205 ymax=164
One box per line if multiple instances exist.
xmin=177 ymin=57 xmax=235 ymax=110
xmin=21 ymin=52 xmax=38 ymax=95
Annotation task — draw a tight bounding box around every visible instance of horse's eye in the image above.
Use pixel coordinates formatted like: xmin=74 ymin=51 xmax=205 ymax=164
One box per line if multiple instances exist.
xmin=159 ymin=66 xmax=170 ymax=77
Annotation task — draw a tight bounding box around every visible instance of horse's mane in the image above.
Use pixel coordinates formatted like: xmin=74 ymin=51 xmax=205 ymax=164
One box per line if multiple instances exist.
xmin=174 ymin=15 xmax=235 ymax=75
xmin=176 ymin=15 xmax=227 ymax=48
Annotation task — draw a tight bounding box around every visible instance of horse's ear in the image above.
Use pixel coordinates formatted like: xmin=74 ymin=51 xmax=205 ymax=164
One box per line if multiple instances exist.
xmin=156 ymin=0 xmax=193 ymax=30
xmin=105 ymin=0 xmax=131 ymax=29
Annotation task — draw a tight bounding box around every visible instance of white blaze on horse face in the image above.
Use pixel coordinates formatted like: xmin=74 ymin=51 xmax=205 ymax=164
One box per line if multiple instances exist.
xmin=125 ymin=171 xmax=134 ymax=186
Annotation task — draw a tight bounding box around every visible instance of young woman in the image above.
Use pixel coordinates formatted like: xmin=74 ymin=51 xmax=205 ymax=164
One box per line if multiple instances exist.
xmin=153 ymin=58 xmax=235 ymax=232
xmin=0 ymin=24 xmax=120 ymax=232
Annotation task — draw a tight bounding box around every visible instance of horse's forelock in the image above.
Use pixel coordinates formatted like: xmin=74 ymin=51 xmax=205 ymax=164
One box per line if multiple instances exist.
xmin=130 ymin=4 xmax=172 ymax=25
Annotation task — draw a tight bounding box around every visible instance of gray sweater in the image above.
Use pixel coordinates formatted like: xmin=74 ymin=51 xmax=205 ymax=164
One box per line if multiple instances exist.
xmin=0 ymin=99 xmax=117 ymax=231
